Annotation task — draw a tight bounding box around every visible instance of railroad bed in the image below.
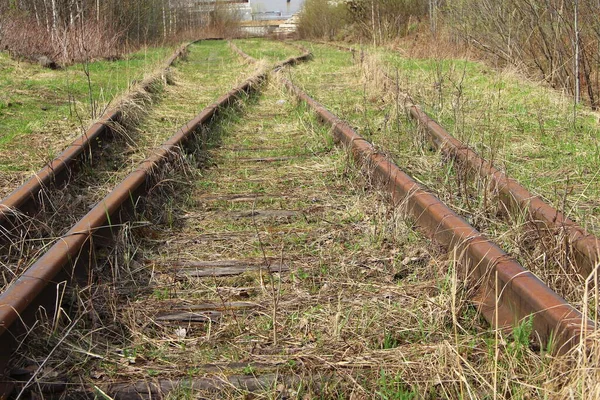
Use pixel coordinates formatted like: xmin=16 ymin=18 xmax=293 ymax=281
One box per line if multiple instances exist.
xmin=0 ymin=41 xmax=256 ymax=292
xmin=0 ymin=40 xmax=597 ymax=399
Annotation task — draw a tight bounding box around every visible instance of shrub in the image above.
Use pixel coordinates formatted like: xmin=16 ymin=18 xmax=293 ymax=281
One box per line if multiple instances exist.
xmin=444 ymin=0 xmax=600 ymax=108
xmin=297 ymin=0 xmax=349 ymax=40
xmin=297 ymin=0 xmax=428 ymax=43
xmin=0 ymin=12 xmax=121 ymax=65
xmin=346 ymin=0 xmax=428 ymax=43
xmin=0 ymin=0 xmax=241 ymax=66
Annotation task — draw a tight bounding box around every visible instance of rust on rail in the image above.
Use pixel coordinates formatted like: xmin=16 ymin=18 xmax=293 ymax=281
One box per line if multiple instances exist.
xmin=228 ymin=41 xmax=257 ymax=63
xmin=317 ymin=40 xmax=600 ymax=278
xmin=405 ymin=104 xmax=600 ymax=278
xmin=0 ymin=43 xmax=190 ymax=239
xmin=281 ymin=76 xmax=593 ymax=354
xmin=0 ymin=49 xmax=311 ymax=387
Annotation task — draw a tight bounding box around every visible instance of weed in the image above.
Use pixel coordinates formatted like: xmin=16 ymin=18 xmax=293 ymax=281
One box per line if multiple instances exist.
xmin=0 ymin=46 xmax=177 ymax=179
xmin=376 ymin=370 xmax=416 ymax=400
xmin=152 ymin=288 xmax=170 ymax=300
xmin=382 ymin=331 xmax=399 ymax=350
xmin=242 ymin=365 xmax=256 ymax=375
xmin=508 ymin=315 xmax=534 ymax=359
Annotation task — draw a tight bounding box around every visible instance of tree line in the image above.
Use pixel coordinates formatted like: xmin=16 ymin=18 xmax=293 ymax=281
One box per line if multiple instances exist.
xmin=0 ymin=0 xmax=236 ymax=63
xmin=299 ymin=0 xmax=600 ymax=109
xmin=446 ymin=0 xmax=600 ymax=108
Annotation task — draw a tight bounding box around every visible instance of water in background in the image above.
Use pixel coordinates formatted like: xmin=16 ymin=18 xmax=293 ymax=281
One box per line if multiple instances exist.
xmin=249 ymin=0 xmax=305 ymax=18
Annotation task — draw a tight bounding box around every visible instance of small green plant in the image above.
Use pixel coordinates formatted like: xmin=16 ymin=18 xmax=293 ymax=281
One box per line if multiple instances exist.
xmin=376 ymin=370 xmax=416 ymax=400
xmin=381 ymin=331 xmax=399 ymax=350
xmin=152 ymin=288 xmax=170 ymax=300
xmin=508 ymin=314 xmax=534 ymax=359
xmin=293 ymin=268 xmax=309 ymax=281
xmin=242 ymin=365 xmax=255 ymax=375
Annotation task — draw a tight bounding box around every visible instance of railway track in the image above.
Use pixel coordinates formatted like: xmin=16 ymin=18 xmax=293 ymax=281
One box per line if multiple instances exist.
xmin=0 ymin=41 xmax=311 ymax=398
xmin=0 ymin=41 xmax=262 ymax=300
xmin=0 ymin=40 xmax=596 ymax=398
xmin=0 ymin=43 xmax=195 ymax=293
xmin=315 ymin=41 xmax=600 ymax=279
xmin=293 ymin=41 xmax=600 ymax=300
xmin=374 ymin=51 xmax=600 ymax=279
xmin=0 ymin=43 xmax=189 ymax=240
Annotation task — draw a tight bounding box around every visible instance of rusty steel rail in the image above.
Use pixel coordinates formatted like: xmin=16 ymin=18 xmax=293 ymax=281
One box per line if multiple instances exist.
xmin=228 ymin=41 xmax=257 ymax=63
xmin=229 ymin=40 xmax=311 ymax=68
xmin=0 ymin=51 xmax=310 ymax=384
xmin=316 ymin=40 xmax=600 ymax=279
xmin=281 ymin=76 xmax=594 ymax=354
xmin=405 ymin=103 xmax=600 ymax=278
xmin=0 ymin=43 xmax=190 ymax=240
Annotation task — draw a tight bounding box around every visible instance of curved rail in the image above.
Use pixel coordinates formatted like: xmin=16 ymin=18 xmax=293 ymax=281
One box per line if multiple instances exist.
xmin=228 ymin=41 xmax=257 ymax=63
xmin=228 ymin=40 xmax=311 ymax=68
xmin=0 ymin=49 xmax=311 ymax=384
xmin=280 ymin=75 xmax=594 ymax=355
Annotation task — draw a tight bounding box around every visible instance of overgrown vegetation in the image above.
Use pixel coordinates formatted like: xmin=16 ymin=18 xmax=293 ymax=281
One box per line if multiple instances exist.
xmin=373 ymin=50 xmax=600 ymax=238
xmin=0 ymin=0 xmax=240 ymax=65
xmin=0 ymin=41 xmax=254 ymax=293
xmin=445 ymin=0 xmax=600 ymax=109
xmin=298 ymin=0 xmax=427 ymax=43
xmin=297 ymin=0 xmax=349 ymax=40
xmin=231 ymin=38 xmax=299 ymax=64
xmin=289 ymin=41 xmax=600 ymax=397
xmin=19 ymin=57 xmax=597 ymax=398
xmin=0 ymin=46 xmax=175 ymax=177
xmin=299 ymin=0 xmax=600 ymax=109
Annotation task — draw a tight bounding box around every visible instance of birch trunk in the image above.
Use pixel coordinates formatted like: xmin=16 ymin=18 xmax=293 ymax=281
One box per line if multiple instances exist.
xmin=43 ymin=0 xmax=50 ymax=32
xmin=574 ymin=0 xmax=580 ymax=104
xmin=33 ymin=0 xmax=40 ymax=26
xmin=162 ymin=2 xmax=167 ymax=40
xmin=50 ymin=0 xmax=57 ymax=39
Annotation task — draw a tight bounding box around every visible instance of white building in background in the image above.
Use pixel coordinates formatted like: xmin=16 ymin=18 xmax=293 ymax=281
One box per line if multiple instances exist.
xmin=178 ymin=0 xmax=253 ymax=21
xmin=249 ymin=0 xmax=305 ymax=19
xmin=176 ymin=0 xmax=306 ymax=35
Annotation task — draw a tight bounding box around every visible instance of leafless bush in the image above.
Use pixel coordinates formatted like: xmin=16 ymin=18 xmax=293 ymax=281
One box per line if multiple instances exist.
xmin=0 ymin=13 xmax=121 ymax=65
xmin=346 ymin=0 xmax=428 ymax=44
xmin=297 ymin=0 xmax=350 ymax=40
xmin=206 ymin=2 xmax=242 ymax=38
xmin=445 ymin=0 xmax=600 ymax=109
xmin=298 ymin=0 xmax=428 ymax=43
xmin=0 ymin=0 xmax=242 ymax=65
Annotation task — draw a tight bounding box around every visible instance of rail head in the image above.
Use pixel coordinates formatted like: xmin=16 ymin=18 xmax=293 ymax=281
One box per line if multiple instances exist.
xmin=0 ymin=48 xmax=312 ymax=382
xmin=280 ymin=75 xmax=595 ymax=354
xmin=0 ymin=43 xmax=194 ymax=238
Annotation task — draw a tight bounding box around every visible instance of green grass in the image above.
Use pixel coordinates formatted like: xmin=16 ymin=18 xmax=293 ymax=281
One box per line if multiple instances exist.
xmin=376 ymin=370 xmax=417 ymax=400
xmin=0 ymin=45 xmax=177 ymax=174
xmin=378 ymin=50 xmax=600 ymax=235
xmin=12 ymin=39 xmax=592 ymax=400
xmin=290 ymin=42 xmax=599 ymax=308
xmin=295 ymin=42 xmax=600 ymax=236
xmin=134 ymin=40 xmax=253 ymax=149
xmin=285 ymin=41 xmax=590 ymax=398
xmin=232 ymin=38 xmax=300 ymax=64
